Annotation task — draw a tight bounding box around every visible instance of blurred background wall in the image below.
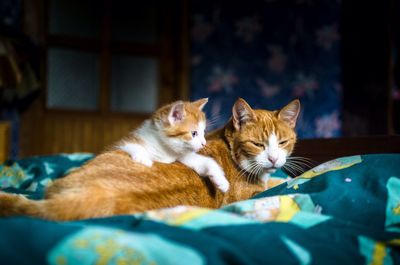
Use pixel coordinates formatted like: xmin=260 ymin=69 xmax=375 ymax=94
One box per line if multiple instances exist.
xmin=0 ymin=0 xmax=399 ymax=158
xmin=190 ymin=0 xmax=342 ymax=138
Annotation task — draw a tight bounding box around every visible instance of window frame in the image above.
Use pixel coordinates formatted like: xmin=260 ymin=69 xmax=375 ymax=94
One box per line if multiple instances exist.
xmin=43 ymin=0 xmax=169 ymax=116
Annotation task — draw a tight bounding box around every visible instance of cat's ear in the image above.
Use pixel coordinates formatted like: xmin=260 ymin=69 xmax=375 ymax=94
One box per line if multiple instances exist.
xmin=232 ymin=98 xmax=255 ymax=130
xmin=192 ymin=98 xmax=208 ymax=110
xmin=278 ymin=99 xmax=300 ymax=128
xmin=168 ymin=101 xmax=185 ymax=125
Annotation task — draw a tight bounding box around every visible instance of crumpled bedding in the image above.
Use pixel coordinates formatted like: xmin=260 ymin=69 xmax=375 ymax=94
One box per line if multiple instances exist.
xmin=0 ymin=153 xmax=399 ymax=265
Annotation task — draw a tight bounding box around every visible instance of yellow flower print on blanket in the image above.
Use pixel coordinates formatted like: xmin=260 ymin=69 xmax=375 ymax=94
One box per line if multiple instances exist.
xmin=140 ymin=206 xmax=257 ymax=230
xmin=226 ymin=195 xmax=292 ymax=222
xmin=47 ymin=227 xmax=204 ymax=265
xmin=141 ymin=194 xmax=332 ymax=230
xmin=223 ymin=194 xmax=331 ymax=228
xmin=143 ymin=206 xmax=211 ymax=226
xmin=358 ymin=237 xmax=394 ymax=265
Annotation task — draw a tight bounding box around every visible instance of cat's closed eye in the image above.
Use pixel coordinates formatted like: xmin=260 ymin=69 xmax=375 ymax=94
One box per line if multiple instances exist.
xmin=191 ymin=131 xmax=198 ymax=137
xmin=279 ymin=140 xmax=289 ymax=145
xmin=251 ymin=142 xmax=265 ymax=148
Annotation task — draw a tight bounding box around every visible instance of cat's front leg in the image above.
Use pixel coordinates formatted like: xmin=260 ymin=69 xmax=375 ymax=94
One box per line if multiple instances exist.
xmin=119 ymin=143 xmax=153 ymax=167
xmin=179 ymin=153 xmax=230 ymax=192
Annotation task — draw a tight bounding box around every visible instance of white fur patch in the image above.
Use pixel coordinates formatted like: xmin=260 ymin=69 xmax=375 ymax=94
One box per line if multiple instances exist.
xmin=260 ymin=133 xmax=287 ymax=169
xmin=123 ymin=120 xmax=177 ymax=163
xmin=239 ymin=133 xmax=288 ymax=180
xmin=120 ymin=143 xmax=153 ymax=167
xmin=197 ymin=121 xmax=206 ymax=147
xmin=268 ymin=134 xmax=279 ymax=161
xmin=179 ymin=152 xmax=229 ymax=192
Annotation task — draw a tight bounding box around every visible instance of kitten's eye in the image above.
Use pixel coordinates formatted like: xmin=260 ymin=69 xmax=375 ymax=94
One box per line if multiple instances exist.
xmin=279 ymin=140 xmax=288 ymax=145
xmin=191 ymin=131 xmax=198 ymax=137
xmin=252 ymin=142 xmax=264 ymax=148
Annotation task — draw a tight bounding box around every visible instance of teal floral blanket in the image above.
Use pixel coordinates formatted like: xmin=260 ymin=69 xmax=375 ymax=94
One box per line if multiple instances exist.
xmin=0 ymin=154 xmax=399 ymax=265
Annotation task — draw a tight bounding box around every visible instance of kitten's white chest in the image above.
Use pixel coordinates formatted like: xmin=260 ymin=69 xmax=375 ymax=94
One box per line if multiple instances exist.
xmin=136 ymin=121 xmax=178 ymax=163
xmin=120 ymin=143 xmax=153 ymax=167
xmin=150 ymin=151 xmax=176 ymax=163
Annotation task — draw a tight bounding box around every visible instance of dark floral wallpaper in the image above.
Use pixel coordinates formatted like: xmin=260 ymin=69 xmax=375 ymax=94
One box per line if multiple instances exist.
xmin=190 ymin=0 xmax=342 ymax=138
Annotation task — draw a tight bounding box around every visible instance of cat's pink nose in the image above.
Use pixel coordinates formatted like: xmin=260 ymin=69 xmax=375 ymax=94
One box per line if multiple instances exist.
xmin=268 ymin=155 xmax=278 ymax=165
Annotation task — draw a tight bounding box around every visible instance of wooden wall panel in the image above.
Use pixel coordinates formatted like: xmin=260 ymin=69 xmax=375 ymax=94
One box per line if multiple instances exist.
xmin=20 ymin=107 xmax=146 ymax=157
xmin=0 ymin=122 xmax=11 ymax=163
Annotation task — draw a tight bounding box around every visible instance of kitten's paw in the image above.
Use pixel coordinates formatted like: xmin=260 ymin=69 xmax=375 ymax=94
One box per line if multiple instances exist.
xmin=213 ymin=176 xmax=230 ymax=193
xmin=208 ymin=166 xmax=230 ymax=192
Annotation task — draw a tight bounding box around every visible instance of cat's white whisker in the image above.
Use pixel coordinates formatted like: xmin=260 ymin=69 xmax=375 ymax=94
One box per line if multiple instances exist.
xmin=247 ymin=164 xmax=260 ymax=183
xmin=286 ymin=158 xmax=314 ymax=169
xmin=208 ymin=113 xmax=222 ymax=121
xmin=287 ymin=156 xmax=316 ymax=167
xmin=234 ymin=161 xmax=258 ymax=182
xmin=207 ymin=117 xmax=222 ymax=124
xmin=288 ymin=163 xmax=304 ymax=174
xmin=283 ymin=168 xmax=296 ymax=178
xmin=285 ymin=163 xmax=306 ymax=175
xmin=286 ymin=161 xmax=314 ymax=171
xmin=287 ymin=161 xmax=314 ymax=170
xmin=242 ymin=161 xmax=261 ymax=183
xmin=243 ymin=163 xmax=260 ymax=183
xmin=285 ymin=161 xmax=305 ymax=173
xmin=288 ymin=156 xmax=315 ymax=161
xmin=254 ymin=164 xmax=264 ymax=183
xmin=206 ymin=115 xmax=223 ymax=127
xmin=290 ymin=161 xmax=313 ymax=173
xmin=253 ymin=162 xmax=264 ymax=183
xmin=282 ymin=164 xmax=298 ymax=177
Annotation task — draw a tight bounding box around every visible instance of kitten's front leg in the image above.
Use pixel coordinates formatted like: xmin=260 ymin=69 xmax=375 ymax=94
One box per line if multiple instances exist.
xmin=119 ymin=143 xmax=153 ymax=167
xmin=179 ymin=153 xmax=230 ymax=192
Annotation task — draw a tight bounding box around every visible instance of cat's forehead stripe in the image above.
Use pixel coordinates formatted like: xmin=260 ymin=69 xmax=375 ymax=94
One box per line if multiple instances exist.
xmin=244 ymin=110 xmax=296 ymax=143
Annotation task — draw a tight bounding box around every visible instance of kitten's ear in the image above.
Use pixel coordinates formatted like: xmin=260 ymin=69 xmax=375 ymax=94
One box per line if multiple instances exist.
xmin=278 ymin=99 xmax=300 ymax=128
xmin=192 ymin=98 xmax=208 ymax=110
xmin=232 ymin=98 xmax=255 ymax=130
xmin=168 ymin=101 xmax=185 ymax=125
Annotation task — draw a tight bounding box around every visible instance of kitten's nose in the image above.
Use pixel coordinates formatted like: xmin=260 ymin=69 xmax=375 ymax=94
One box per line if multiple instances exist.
xmin=268 ymin=155 xmax=278 ymax=165
xmin=201 ymin=139 xmax=206 ymax=147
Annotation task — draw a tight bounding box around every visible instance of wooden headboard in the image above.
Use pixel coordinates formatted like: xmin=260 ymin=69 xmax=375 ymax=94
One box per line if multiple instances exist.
xmin=0 ymin=122 xmax=10 ymax=163
xmin=293 ymin=135 xmax=400 ymax=165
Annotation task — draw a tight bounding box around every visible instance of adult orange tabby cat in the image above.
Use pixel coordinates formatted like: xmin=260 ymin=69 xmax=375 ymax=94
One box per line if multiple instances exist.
xmin=0 ymin=98 xmax=300 ymax=221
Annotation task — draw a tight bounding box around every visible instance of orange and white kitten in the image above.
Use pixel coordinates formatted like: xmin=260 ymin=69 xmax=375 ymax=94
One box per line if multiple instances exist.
xmin=116 ymin=99 xmax=230 ymax=192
